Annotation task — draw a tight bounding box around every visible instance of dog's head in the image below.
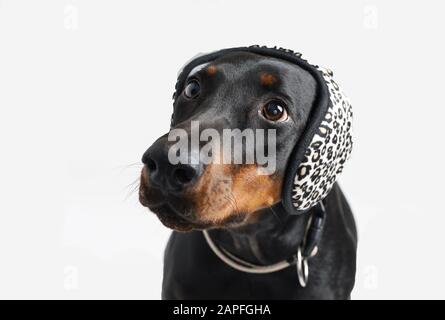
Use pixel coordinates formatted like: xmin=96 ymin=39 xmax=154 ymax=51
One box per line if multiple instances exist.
xmin=139 ymin=47 xmax=352 ymax=231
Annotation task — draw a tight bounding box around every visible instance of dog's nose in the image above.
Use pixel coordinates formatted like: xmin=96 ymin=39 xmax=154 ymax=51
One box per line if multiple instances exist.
xmin=141 ymin=139 xmax=202 ymax=192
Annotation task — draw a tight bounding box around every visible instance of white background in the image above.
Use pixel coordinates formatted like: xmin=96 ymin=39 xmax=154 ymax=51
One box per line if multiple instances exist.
xmin=0 ymin=0 xmax=444 ymax=299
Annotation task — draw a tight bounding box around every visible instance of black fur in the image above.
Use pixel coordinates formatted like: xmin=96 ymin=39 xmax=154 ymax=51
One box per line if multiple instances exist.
xmin=162 ymin=184 xmax=356 ymax=299
xmin=141 ymin=52 xmax=357 ymax=299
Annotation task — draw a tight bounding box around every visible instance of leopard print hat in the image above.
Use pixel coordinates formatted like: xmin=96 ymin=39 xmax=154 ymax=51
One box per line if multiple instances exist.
xmin=173 ymin=46 xmax=353 ymax=214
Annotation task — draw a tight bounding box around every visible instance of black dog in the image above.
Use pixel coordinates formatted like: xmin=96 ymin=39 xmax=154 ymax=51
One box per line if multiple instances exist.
xmin=139 ymin=48 xmax=357 ymax=299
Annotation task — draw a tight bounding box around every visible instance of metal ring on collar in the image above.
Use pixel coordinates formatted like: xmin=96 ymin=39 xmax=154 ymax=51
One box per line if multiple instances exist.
xmin=296 ymin=246 xmax=309 ymax=287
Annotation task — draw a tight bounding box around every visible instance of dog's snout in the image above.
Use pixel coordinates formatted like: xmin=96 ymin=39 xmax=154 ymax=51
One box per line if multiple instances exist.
xmin=142 ymin=140 xmax=202 ymax=192
xmin=172 ymin=164 xmax=199 ymax=186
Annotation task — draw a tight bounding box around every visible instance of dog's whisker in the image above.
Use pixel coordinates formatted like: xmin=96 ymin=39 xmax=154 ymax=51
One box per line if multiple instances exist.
xmin=125 ymin=176 xmax=140 ymax=190
xmin=232 ymin=192 xmax=241 ymax=213
xmin=224 ymin=195 xmax=238 ymax=214
xmin=226 ymin=191 xmax=240 ymax=214
xmin=123 ymin=177 xmax=141 ymax=201
xmin=113 ymin=162 xmax=144 ymax=174
xmin=221 ymin=191 xmax=236 ymax=212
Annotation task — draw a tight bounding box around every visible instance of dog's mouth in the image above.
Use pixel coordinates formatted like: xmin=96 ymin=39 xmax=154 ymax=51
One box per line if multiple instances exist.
xmin=139 ymin=180 xmax=208 ymax=231
xmin=147 ymin=203 xmax=210 ymax=232
xmin=139 ymin=185 xmax=250 ymax=231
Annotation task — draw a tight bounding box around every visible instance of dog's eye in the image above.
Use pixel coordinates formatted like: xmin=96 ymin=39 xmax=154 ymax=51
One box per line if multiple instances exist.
xmin=184 ymin=80 xmax=200 ymax=99
xmin=262 ymin=100 xmax=288 ymax=122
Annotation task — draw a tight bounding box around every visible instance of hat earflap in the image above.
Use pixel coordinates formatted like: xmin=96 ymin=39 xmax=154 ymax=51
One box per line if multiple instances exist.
xmin=289 ymin=67 xmax=353 ymax=212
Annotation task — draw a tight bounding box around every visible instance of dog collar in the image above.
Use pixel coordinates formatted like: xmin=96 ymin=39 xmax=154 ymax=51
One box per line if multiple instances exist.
xmin=173 ymin=46 xmax=353 ymax=215
xmin=203 ymin=201 xmax=327 ymax=287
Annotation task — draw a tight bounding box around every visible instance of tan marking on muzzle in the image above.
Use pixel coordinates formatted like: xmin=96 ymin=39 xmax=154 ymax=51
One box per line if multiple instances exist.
xmin=189 ymin=164 xmax=282 ymax=224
